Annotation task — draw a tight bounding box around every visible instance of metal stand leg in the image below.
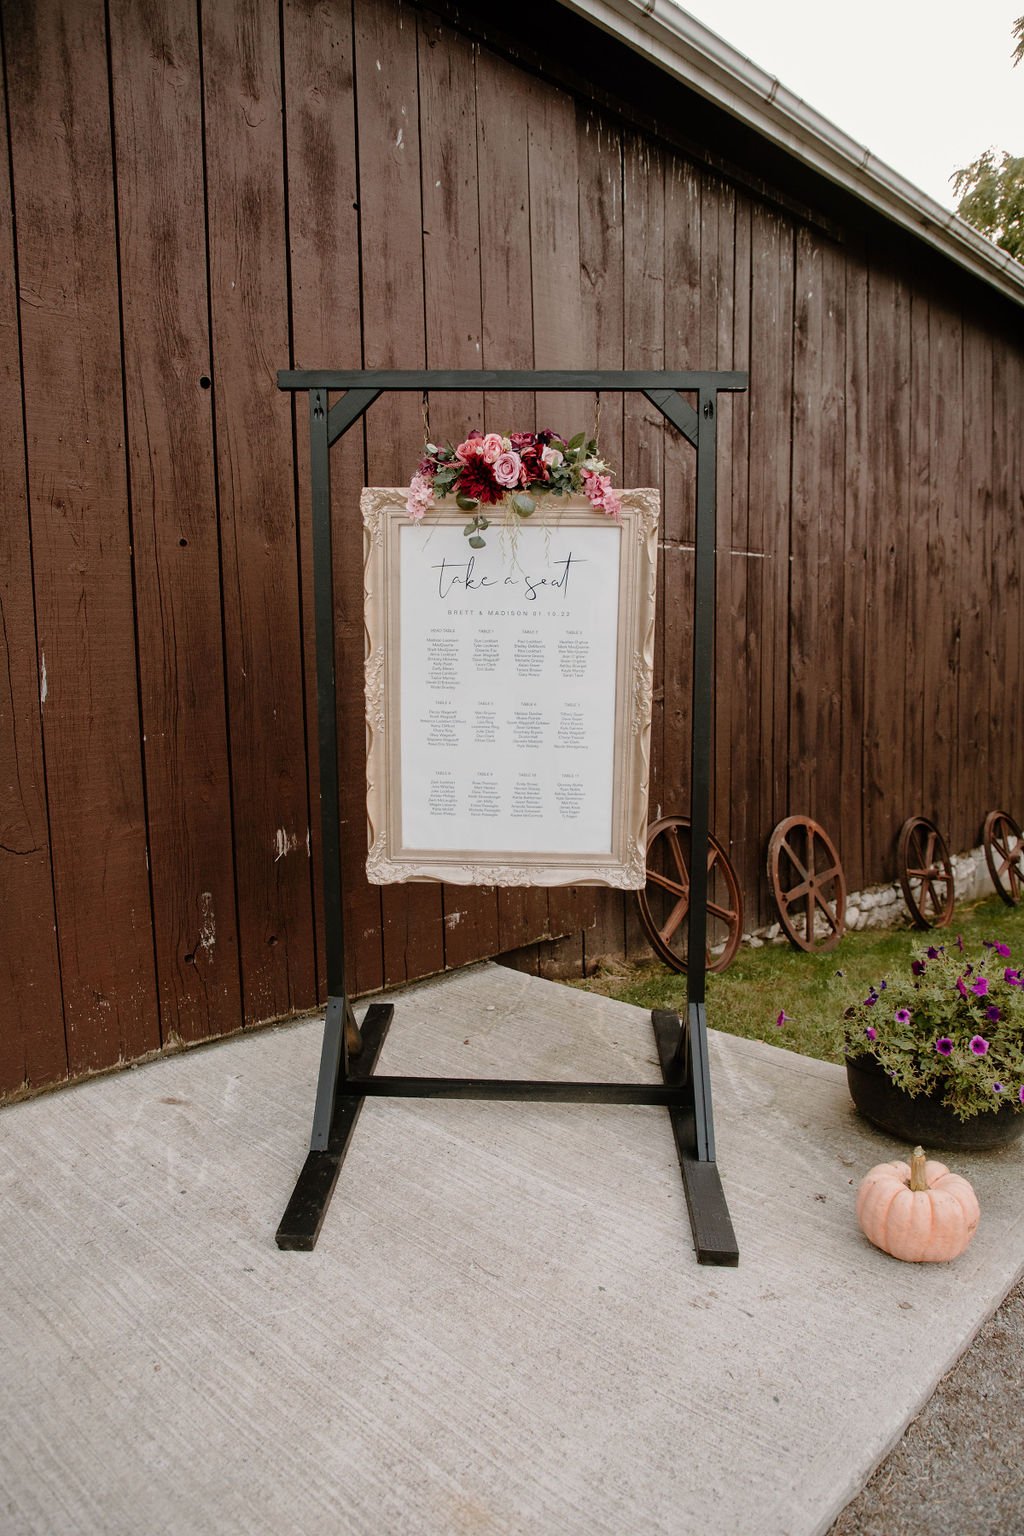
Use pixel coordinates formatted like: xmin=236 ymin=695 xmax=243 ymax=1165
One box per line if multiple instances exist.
xmin=276 ymin=1002 xmax=394 ymax=1251
xmin=652 ymin=1009 xmax=739 ymax=1266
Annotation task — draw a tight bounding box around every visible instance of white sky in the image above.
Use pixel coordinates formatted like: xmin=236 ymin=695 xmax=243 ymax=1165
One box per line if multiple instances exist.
xmin=675 ymin=1 xmax=1022 ymax=210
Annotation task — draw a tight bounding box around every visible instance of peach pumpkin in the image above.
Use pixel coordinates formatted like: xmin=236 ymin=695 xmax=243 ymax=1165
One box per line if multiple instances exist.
xmin=856 ymin=1146 xmax=980 ymax=1263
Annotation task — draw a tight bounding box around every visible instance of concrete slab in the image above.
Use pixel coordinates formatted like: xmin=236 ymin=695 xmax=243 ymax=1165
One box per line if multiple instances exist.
xmin=1 ymin=961 xmax=1022 ymax=1536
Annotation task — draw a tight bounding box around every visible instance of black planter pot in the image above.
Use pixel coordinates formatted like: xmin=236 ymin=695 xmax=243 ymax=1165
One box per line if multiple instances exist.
xmin=845 ymin=1053 xmax=1024 ymax=1152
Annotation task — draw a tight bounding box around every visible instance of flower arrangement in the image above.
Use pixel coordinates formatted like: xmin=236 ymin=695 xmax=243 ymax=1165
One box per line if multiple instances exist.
xmin=841 ymin=937 xmax=1024 ymax=1121
xmin=406 ymin=429 xmax=622 ymax=546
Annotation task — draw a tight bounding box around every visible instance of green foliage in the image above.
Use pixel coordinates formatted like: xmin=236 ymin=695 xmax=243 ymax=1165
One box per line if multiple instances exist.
xmin=952 ymin=149 xmax=1024 ymax=261
xmin=1013 ymin=15 xmax=1023 ymax=67
xmin=840 ymin=938 xmax=1024 ymax=1121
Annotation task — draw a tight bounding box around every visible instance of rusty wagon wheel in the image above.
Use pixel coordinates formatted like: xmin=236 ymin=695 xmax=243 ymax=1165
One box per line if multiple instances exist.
xmin=767 ymin=816 xmax=847 ymax=953
xmin=636 ymin=816 xmax=743 ymax=973
xmin=983 ymin=810 xmax=1024 ymax=906
xmin=897 ymin=816 xmax=955 ymax=929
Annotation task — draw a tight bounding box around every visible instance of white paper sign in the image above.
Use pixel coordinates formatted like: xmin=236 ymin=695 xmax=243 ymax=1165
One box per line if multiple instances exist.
xmin=399 ymin=522 xmax=619 ymax=854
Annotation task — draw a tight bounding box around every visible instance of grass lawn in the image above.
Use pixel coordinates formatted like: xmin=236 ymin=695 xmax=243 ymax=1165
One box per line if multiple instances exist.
xmin=567 ymin=896 xmax=1024 ymax=1064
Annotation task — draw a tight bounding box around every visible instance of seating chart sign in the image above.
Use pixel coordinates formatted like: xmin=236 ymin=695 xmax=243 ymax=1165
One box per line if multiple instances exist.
xmin=362 ymin=490 xmax=659 ymax=887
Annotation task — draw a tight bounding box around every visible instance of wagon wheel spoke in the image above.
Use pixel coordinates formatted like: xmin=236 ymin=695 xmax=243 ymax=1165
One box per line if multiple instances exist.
xmin=646 ymin=867 xmax=687 ymax=898
xmin=665 ymin=825 xmax=690 ymax=888
xmin=778 ymin=836 xmax=810 ymax=886
xmin=659 ymin=895 xmax=690 ymax=946
xmin=707 ymin=898 xmax=737 ymax=924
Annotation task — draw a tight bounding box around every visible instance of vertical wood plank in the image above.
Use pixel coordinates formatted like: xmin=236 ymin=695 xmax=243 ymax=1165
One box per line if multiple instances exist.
xmin=703 ymin=179 xmax=736 ymax=865
xmin=747 ymin=204 xmax=794 ymax=921
xmin=862 ymin=263 xmax=910 ymax=883
xmin=109 ymin=0 xmax=242 ymax=1045
xmin=418 ymin=16 xmax=497 ymax=971
xmin=923 ymin=298 xmax=963 ymax=841
xmin=726 ymin=193 xmax=757 ymax=917
xmin=660 ymin=152 xmax=701 ymax=950
xmin=621 ymin=131 xmax=664 ymax=959
xmin=0 ymin=38 xmax=65 ymax=1094
xmin=284 ymin=0 xmax=382 ymax=998
xmin=990 ymin=337 xmax=1021 ymax=815
xmin=5 ymin=0 xmax=159 ymax=1074
xmin=577 ymin=104 xmax=626 ymax=965
xmin=959 ymin=320 xmax=991 ymax=849
xmin=789 ymin=229 xmax=845 ymax=835
xmin=904 ymin=285 xmax=931 ymax=825
xmin=354 ymin=0 xmax=444 ymax=985
xmin=841 ymin=239 xmax=869 ymax=895
xmin=474 ymin=43 xmax=550 ymax=958
xmin=527 ymin=79 xmax=596 ymax=957
xmin=201 ymin=0 xmax=316 ymax=1023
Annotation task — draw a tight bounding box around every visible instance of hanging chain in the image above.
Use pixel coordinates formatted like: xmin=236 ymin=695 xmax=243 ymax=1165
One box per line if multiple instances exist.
xmin=593 ymin=390 xmax=602 ymax=451
xmin=421 ymin=390 xmax=432 ymax=447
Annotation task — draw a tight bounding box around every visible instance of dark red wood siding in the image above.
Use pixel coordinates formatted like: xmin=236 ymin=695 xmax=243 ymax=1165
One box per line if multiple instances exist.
xmin=1 ymin=0 xmax=1022 ymax=1097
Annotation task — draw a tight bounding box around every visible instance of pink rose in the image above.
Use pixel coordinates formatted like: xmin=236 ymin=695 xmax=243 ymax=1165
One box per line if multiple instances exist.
xmin=454 ymin=433 xmax=484 ymax=464
xmin=541 ymin=444 xmax=563 ymax=467
xmin=480 ymin=432 xmax=506 ymax=464
xmin=493 ymin=450 xmax=523 ymax=488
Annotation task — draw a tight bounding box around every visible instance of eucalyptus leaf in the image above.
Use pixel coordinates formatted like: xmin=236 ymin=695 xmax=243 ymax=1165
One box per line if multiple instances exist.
xmin=456 ymin=493 xmax=479 ymax=511
xmin=567 ymin=432 xmax=586 ymax=451
xmin=468 ymin=535 xmax=485 ymax=549
xmin=512 ymin=492 xmax=536 ymax=516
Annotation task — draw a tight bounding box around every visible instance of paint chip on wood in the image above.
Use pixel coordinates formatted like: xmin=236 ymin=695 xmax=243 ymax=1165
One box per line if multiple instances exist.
xmin=274 ymin=829 xmax=300 ymax=862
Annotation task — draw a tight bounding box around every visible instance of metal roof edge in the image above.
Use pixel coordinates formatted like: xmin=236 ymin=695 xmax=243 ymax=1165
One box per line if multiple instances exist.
xmin=558 ymin=0 xmax=1024 ymax=310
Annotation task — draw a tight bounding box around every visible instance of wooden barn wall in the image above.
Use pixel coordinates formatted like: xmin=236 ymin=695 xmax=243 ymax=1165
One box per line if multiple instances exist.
xmin=1 ymin=0 xmax=1022 ymax=1098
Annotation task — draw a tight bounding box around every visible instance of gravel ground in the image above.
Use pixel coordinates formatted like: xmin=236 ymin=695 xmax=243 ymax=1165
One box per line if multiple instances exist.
xmin=830 ymin=1276 xmax=1024 ymax=1535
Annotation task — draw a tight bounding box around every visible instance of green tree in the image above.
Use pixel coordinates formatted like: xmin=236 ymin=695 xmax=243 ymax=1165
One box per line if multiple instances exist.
xmin=950 ymin=18 xmax=1024 ymax=261
xmin=952 ymin=151 xmax=1024 ymax=260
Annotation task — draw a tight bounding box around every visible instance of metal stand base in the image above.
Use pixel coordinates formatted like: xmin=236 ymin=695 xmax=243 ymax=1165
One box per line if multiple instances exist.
xmin=277 ymin=1003 xmax=738 ymax=1264
xmin=276 ymin=1003 xmax=394 ymax=1250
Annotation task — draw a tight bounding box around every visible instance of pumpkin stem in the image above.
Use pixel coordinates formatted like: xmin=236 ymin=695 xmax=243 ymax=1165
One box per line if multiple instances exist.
xmin=909 ymin=1146 xmax=929 ymax=1192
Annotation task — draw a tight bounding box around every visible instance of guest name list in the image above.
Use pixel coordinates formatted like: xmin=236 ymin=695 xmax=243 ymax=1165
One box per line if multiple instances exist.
xmin=399 ymin=522 xmax=621 ymax=854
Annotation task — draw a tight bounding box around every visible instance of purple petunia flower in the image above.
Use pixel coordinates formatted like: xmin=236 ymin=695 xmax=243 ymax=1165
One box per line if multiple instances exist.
xmin=864 ymin=994 xmax=877 ymax=1007
xmin=911 ymin=960 xmax=925 ymax=977
xmin=970 ymin=1035 xmax=990 ymax=1056
xmin=993 ymin=1083 xmax=1004 ymax=1094
xmin=1005 ymin=969 xmax=1022 ymax=986
xmin=956 ymin=934 xmax=964 ymax=952
xmin=1019 ymin=1086 xmax=1024 ymax=1105
xmin=935 ymin=1037 xmax=954 ymax=1056
xmin=865 ymin=1026 xmax=877 ymax=1041
xmin=895 ymin=1008 xmax=911 ymax=1024
xmin=971 ymin=976 xmax=990 ymax=997
xmin=927 ymin=946 xmax=941 ymax=960
xmin=775 ymin=1010 xmax=790 ymax=1027
xmin=986 ymin=1004 xmax=1002 ymax=1023
xmin=879 ymin=980 xmax=887 ymax=991
xmin=994 ymin=942 xmax=1011 ymax=958
xmin=956 ymin=977 xmax=968 ymax=998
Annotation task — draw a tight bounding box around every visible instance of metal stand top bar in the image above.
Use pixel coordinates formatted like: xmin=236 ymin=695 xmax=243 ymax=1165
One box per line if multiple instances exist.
xmin=279 ymin=368 xmax=747 ymax=393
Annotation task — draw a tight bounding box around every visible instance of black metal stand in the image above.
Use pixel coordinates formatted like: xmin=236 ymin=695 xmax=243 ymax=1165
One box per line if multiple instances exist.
xmin=274 ymin=370 xmax=747 ymax=1264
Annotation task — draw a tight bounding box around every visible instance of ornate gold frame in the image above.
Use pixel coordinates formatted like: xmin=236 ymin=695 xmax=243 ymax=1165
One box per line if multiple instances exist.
xmin=362 ymin=489 xmax=660 ymax=887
